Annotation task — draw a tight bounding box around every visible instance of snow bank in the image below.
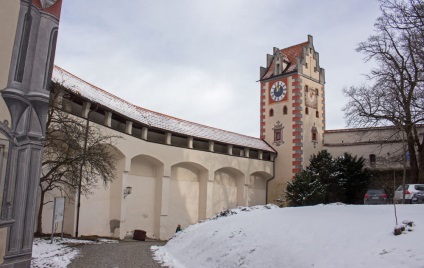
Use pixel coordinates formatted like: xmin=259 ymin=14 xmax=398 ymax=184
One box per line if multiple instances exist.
xmin=153 ymin=204 xmax=424 ymax=268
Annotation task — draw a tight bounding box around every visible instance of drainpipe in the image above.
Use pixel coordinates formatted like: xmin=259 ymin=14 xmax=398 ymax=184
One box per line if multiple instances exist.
xmin=265 ymin=152 xmax=277 ymax=204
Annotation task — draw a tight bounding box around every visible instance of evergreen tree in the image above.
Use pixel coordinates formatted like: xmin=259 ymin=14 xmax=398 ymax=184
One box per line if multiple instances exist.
xmin=286 ymin=170 xmax=326 ymax=206
xmin=306 ymin=150 xmax=340 ymax=203
xmin=335 ymin=153 xmax=371 ymax=204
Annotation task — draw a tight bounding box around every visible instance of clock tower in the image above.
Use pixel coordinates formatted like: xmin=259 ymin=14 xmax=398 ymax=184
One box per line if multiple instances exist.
xmin=259 ymin=35 xmax=325 ymax=203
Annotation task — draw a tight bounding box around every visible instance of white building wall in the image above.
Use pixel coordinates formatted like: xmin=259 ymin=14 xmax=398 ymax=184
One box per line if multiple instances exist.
xmin=41 ymin=120 xmax=274 ymax=240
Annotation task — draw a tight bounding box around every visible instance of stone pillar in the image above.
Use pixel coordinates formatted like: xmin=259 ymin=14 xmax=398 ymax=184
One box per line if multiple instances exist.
xmin=208 ymin=141 xmax=214 ymax=152
xmin=227 ymin=145 xmax=233 ymax=155
xmin=104 ymin=111 xmax=112 ymax=127
xmin=125 ymin=121 xmax=132 ymax=135
xmin=158 ymin=175 xmax=170 ymax=239
xmin=141 ymin=127 xmax=148 ymax=140
xmin=187 ymin=137 xmax=193 ymax=149
xmin=244 ymin=148 xmax=250 ymax=158
xmin=258 ymin=151 xmax=263 ymax=160
xmin=0 ymin=1 xmax=63 ymax=267
xmin=119 ymin=171 xmax=129 ymax=239
xmin=199 ymin=171 xmax=215 ymax=220
xmin=81 ymin=101 xmax=91 ymax=118
xmin=165 ymin=133 xmax=171 ymax=145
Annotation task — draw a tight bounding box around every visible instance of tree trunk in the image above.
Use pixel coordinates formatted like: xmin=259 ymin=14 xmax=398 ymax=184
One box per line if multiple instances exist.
xmin=36 ymin=191 xmax=45 ymax=235
xmin=408 ymin=140 xmax=419 ymax=183
xmin=418 ymin=148 xmax=424 ymax=183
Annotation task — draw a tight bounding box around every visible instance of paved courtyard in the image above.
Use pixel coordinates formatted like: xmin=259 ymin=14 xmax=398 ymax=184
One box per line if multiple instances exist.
xmin=68 ymin=240 xmax=167 ymax=268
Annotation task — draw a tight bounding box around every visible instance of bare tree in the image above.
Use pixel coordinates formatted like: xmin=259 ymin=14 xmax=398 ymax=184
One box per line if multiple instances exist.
xmin=343 ymin=0 xmax=424 ymax=183
xmin=37 ymin=84 xmax=122 ymax=234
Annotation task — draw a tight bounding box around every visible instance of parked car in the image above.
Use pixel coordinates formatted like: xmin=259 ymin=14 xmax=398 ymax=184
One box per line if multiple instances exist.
xmin=411 ymin=191 xmax=424 ymax=204
xmin=364 ymin=189 xmax=389 ymax=205
xmin=394 ymin=184 xmax=424 ymax=204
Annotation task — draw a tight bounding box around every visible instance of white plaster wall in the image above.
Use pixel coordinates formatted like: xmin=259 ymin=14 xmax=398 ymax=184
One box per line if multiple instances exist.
xmin=124 ymin=175 xmax=156 ymax=237
xmin=213 ymin=170 xmax=238 ymax=214
xmin=40 ymin=117 xmax=274 ymax=240
xmin=247 ymin=175 xmax=267 ymax=206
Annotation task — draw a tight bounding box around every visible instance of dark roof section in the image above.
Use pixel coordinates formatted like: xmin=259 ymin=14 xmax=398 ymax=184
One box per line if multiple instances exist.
xmin=52 ymin=66 xmax=276 ymax=153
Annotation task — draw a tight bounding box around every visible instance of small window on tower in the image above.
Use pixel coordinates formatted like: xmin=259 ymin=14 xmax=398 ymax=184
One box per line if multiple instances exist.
xmin=269 ymin=109 xmax=274 ymax=117
xmin=276 ymin=64 xmax=280 ymax=74
xmin=283 ymin=106 xmax=288 ymax=115
xmin=312 ymin=132 xmax=317 ymax=141
xmin=316 ymin=111 xmax=319 ymax=118
xmin=305 ymin=85 xmax=309 ymax=93
xmin=275 ymin=131 xmax=281 ymax=141
xmin=305 ymin=107 xmax=309 ymax=115
xmin=315 ymin=88 xmax=319 ymax=96
xmin=305 ymin=63 xmax=308 ymax=69
xmin=369 ymin=154 xmax=376 ymax=167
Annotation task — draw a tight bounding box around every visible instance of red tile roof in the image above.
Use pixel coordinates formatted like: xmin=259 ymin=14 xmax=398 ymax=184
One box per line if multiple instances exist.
xmin=260 ymin=41 xmax=308 ymax=80
xmin=52 ymin=66 xmax=275 ymax=153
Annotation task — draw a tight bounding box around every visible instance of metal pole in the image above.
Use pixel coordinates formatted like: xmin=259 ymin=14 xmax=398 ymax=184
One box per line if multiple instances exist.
xmin=75 ymin=112 xmax=91 ymax=238
xmin=51 ymin=197 xmax=57 ymax=244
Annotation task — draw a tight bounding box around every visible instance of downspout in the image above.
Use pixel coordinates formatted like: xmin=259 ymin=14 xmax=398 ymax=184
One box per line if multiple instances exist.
xmin=265 ymin=140 xmax=277 ymax=204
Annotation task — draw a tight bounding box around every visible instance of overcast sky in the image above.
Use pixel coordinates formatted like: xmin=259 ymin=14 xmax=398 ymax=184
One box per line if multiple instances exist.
xmin=54 ymin=0 xmax=382 ymax=138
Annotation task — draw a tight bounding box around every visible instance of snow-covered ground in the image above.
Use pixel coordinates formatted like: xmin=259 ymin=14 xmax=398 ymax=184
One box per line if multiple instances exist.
xmin=153 ymin=204 xmax=424 ymax=268
xmin=31 ymin=237 xmax=117 ymax=267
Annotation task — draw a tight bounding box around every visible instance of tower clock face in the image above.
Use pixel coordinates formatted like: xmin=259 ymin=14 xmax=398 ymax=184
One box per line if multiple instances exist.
xmin=270 ymin=81 xmax=287 ymax=102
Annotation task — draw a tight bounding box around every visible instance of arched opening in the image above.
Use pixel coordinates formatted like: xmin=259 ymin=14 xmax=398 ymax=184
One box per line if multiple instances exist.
xmin=126 ymin=154 xmax=164 ymax=239
xmin=213 ymin=167 xmax=244 ymax=214
xmin=168 ymin=162 xmax=208 ymax=238
xmin=248 ymin=171 xmax=272 ymax=206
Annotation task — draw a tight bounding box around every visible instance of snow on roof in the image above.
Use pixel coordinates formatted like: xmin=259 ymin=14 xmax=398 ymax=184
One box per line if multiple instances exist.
xmin=52 ymin=66 xmax=275 ymax=153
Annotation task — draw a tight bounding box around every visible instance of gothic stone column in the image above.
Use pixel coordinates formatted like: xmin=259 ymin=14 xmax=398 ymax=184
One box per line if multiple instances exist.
xmin=0 ymin=1 xmax=63 ymax=267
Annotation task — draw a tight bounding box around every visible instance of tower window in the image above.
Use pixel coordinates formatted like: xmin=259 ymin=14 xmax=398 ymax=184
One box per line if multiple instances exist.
xmin=305 ymin=63 xmax=308 ymax=69
xmin=316 ymin=111 xmax=319 ymax=118
xmin=312 ymin=132 xmax=317 ymax=141
xmin=305 ymin=107 xmax=309 ymax=115
xmin=369 ymin=154 xmax=376 ymax=167
xmin=316 ymin=88 xmax=319 ymax=96
xmin=269 ymin=109 xmax=274 ymax=117
xmin=276 ymin=64 xmax=280 ymax=74
xmin=275 ymin=131 xmax=282 ymax=141
xmin=283 ymin=106 xmax=287 ymax=115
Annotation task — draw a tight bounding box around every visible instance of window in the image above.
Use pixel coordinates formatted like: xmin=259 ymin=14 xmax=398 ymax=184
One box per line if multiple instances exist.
xmin=369 ymin=154 xmax=376 ymax=167
xmin=283 ymin=106 xmax=287 ymax=115
xmin=305 ymin=107 xmax=309 ymax=115
xmin=316 ymin=111 xmax=319 ymax=118
xmin=311 ymin=126 xmax=318 ymax=147
xmin=276 ymin=64 xmax=280 ymax=74
xmin=269 ymin=109 xmax=274 ymax=117
xmin=305 ymin=63 xmax=308 ymax=69
xmin=275 ymin=131 xmax=281 ymax=141
xmin=315 ymin=88 xmax=319 ymax=96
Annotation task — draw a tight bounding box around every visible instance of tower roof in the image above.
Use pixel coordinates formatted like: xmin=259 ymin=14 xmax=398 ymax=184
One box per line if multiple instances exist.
xmin=260 ymin=41 xmax=308 ymax=80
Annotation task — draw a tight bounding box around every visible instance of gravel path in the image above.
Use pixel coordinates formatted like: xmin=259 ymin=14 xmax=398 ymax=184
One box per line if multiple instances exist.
xmin=68 ymin=240 xmax=167 ymax=268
